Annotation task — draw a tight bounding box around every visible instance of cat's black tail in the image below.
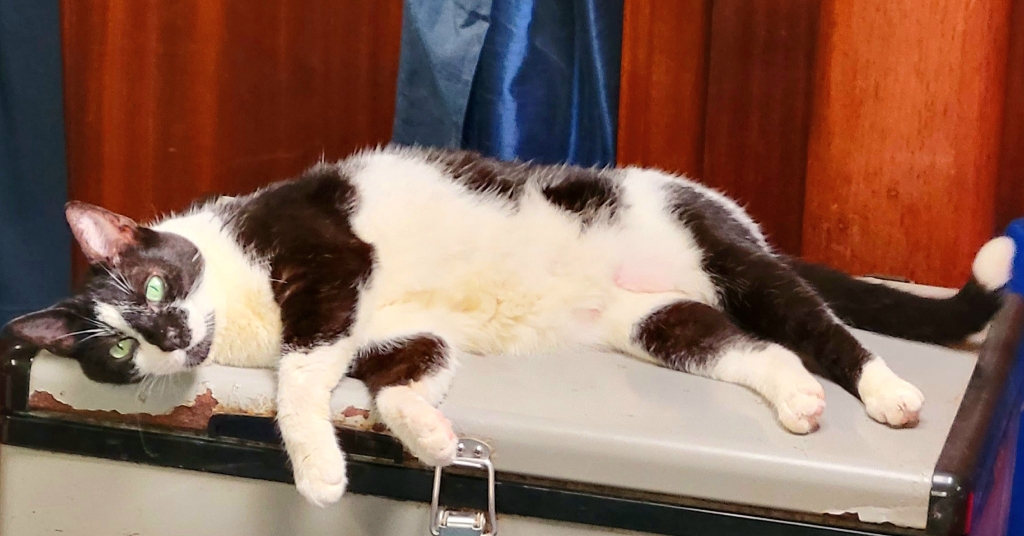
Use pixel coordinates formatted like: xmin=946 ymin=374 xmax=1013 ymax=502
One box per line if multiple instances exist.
xmin=787 ymin=237 xmax=1016 ymax=345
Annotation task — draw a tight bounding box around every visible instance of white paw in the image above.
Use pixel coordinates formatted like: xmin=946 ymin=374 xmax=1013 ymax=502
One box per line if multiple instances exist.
xmin=863 ymin=380 xmax=925 ymax=427
xmin=293 ymin=445 xmax=348 ymax=507
xmin=776 ymin=380 xmax=826 ymax=434
xmin=858 ymin=357 xmax=925 ymax=428
xmin=404 ymin=406 xmax=459 ymax=466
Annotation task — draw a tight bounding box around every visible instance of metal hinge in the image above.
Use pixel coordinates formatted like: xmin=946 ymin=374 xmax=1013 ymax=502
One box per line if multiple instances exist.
xmin=429 ymin=438 xmax=497 ymax=536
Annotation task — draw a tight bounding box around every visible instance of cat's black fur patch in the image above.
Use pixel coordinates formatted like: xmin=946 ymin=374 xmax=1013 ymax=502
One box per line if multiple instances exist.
xmin=96 ymin=227 xmax=205 ymax=358
xmin=122 ymin=306 xmax=191 ymax=351
xmin=636 ymin=301 xmax=764 ymax=372
xmin=541 ymin=170 xmax=621 ymax=228
xmin=431 ymin=149 xmax=528 ymax=204
xmin=431 ymin=148 xmax=622 ymax=227
xmin=349 ymin=335 xmax=447 ymax=394
xmin=788 ymin=259 xmax=1002 ymax=345
xmin=226 ymin=165 xmax=375 ymax=350
xmin=666 ymin=182 xmax=873 ymax=395
xmin=112 ymin=228 xmax=204 ymax=300
xmin=1 ymin=300 xmax=141 ymax=384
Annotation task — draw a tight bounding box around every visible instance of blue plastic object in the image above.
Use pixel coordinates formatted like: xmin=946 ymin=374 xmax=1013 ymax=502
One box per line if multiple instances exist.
xmin=1004 ymin=218 xmax=1024 ymax=536
xmin=1007 ymin=218 xmax=1024 ymax=296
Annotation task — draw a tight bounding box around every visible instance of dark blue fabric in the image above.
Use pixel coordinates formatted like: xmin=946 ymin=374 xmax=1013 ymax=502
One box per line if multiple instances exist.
xmin=392 ymin=0 xmax=494 ymax=148
xmin=392 ymin=0 xmax=623 ymax=167
xmin=0 ymin=0 xmax=71 ymax=325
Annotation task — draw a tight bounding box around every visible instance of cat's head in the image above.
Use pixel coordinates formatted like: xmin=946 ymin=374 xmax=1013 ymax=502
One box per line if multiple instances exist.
xmin=2 ymin=202 xmax=215 ymax=384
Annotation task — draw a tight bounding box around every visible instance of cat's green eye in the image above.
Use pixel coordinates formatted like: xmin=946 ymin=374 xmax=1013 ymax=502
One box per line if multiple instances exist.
xmin=109 ymin=338 xmax=135 ymax=359
xmin=145 ymin=275 xmax=166 ymax=303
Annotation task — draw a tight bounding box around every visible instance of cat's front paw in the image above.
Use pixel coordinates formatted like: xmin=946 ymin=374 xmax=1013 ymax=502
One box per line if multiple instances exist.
xmin=776 ymin=380 xmax=826 ymax=434
xmin=377 ymin=387 xmax=460 ymax=467
xmin=405 ymin=406 xmax=459 ymax=466
xmin=293 ymin=445 xmax=348 ymax=507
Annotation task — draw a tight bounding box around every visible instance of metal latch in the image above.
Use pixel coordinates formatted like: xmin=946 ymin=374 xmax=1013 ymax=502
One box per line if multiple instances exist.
xmin=429 ymin=438 xmax=497 ymax=536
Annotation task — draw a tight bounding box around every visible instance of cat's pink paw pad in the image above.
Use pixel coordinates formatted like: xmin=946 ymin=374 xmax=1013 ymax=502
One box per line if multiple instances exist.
xmin=777 ymin=383 xmax=826 ymax=434
xmin=864 ymin=382 xmax=924 ymax=428
xmin=293 ymin=446 xmax=348 ymax=507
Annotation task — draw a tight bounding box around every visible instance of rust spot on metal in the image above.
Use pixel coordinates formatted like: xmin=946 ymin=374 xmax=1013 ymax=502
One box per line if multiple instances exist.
xmin=341 ymin=405 xmax=371 ymax=419
xmin=26 ymin=389 xmax=378 ymax=433
xmin=28 ymin=389 xmax=219 ymax=431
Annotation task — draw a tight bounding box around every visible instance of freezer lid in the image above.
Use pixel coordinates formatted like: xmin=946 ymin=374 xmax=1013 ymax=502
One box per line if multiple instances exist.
xmin=24 ymin=321 xmax=977 ymax=530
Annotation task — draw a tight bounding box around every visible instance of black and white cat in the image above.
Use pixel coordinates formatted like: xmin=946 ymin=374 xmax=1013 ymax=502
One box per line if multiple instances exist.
xmin=3 ymin=146 xmax=1015 ymax=506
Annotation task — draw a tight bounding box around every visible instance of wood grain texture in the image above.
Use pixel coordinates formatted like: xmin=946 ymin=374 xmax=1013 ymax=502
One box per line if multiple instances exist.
xmin=61 ymin=0 xmax=403 ymax=280
xmin=803 ymin=0 xmax=1013 ymax=287
xmin=616 ymin=0 xmax=711 ymax=178
xmin=702 ymin=0 xmax=820 ymax=255
xmin=996 ymin=0 xmax=1024 ymax=232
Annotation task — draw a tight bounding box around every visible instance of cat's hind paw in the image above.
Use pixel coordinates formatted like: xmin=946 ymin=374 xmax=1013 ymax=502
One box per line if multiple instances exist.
xmin=293 ymin=445 xmax=348 ymax=507
xmin=863 ymin=381 xmax=924 ymax=427
xmin=858 ymin=357 xmax=924 ymax=428
xmin=776 ymin=381 xmax=826 ymax=434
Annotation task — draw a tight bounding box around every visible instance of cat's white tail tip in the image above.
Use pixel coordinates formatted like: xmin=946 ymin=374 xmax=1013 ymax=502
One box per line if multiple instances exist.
xmin=973 ymin=236 xmax=1015 ymax=291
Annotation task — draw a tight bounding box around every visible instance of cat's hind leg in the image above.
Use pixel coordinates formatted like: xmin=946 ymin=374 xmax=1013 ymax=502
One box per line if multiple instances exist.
xmin=719 ymin=255 xmax=924 ymax=427
xmin=632 ymin=301 xmax=826 ymax=434
xmin=349 ymin=333 xmax=460 ymax=467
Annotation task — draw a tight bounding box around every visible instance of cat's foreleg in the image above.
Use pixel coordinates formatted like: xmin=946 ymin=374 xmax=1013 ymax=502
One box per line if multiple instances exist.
xmin=277 ymin=339 xmax=356 ymax=506
xmin=349 ymin=334 xmax=460 ymax=467
xmin=633 ymin=301 xmax=826 ymax=434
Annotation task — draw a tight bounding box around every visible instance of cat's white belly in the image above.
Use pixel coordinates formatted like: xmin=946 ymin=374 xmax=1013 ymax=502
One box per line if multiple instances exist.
xmin=349 ymin=156 xmax=718 ymax=356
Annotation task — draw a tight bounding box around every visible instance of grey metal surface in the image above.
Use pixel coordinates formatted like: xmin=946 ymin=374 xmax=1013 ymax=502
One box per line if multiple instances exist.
xmin=0 ymin=446 xmax=644 ymax=536
xmin=26 ymin=328 xmax=977 ymax=529
xmin=442 ymin=330 xmax=976 ymax=529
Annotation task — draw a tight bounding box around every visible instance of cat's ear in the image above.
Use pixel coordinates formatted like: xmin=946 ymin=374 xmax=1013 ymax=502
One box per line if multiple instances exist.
xmin=2 ymin=306 xmax=80 ymax=356
xmin=65 ymin=201 xmax=141 ymax=265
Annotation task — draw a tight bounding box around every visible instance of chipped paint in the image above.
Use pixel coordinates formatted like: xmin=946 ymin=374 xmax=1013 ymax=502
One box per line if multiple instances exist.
xmin=826 ymin=506 xmax=922 ymax=527
xmin=30 ymin=389 xmax=218 ymax=431
xmin=30 ymin=386 xmax=379 ymax=433
xmin=27 ymin=352 xmax=377 ymax=433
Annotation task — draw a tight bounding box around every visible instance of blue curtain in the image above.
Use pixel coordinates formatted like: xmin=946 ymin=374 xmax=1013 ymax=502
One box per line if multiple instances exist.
xmin=392 ymin=0 xmax=623 ymax=167
xmin=0 ymin=0 xmax=71 ymax=325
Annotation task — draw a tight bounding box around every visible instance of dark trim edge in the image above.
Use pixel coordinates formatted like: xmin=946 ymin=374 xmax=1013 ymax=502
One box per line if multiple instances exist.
xmin=0 ymin=340 xmax=34 ymax=411
xmin=928 ymin=295 xmax=1024 ymax=535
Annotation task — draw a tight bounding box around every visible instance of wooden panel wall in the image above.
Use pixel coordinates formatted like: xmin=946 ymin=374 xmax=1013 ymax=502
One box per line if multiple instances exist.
xmin=997 ymin=0 xmax=1024 ymax=233
xmin=803 ymin=0 xmax=1013 ymax=285
xmin=702 ymin=0 xmax=819 ymax=255
xmin=619 ymin=0 xmax=1024 ymax=286
xmin=61 ymin=0 xmax=403 ymax=279
xmin=617 ymin=0 xmax=711 ymax=178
